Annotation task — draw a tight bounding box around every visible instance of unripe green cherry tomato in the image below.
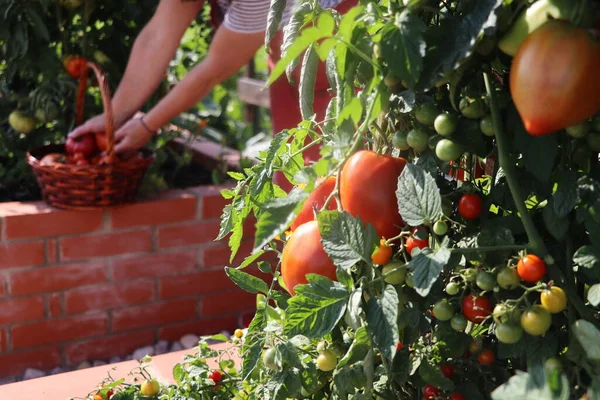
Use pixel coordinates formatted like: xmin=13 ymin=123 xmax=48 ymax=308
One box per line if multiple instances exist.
xmin=316 ymin=350 xmax=337 ymax=371
xmin=459 ymin=97 xmax=487 ymax=119
xmin=392 ymin=131 xmax=410 ymax=150
xmin=495 ymin=322 xmax=523 ymax=344
xmin=263 ymin=348 xmax=278 ymax=371
xmin=433 ymin=299 xmax=455 ymax=321
xmin=520 ymin=305 xmax=552 ymax=336
xmin=480 ymin=115 xmax=495 ymax=136
xmin=445 ymin=282 xmax=460 ymax=296
xmin=382 ymin=261 xmax=407 ymax=285
xmin=586 ymin=132 xmax=600 ymax=152
xmin=434 ymin=113 xmax=458 ymax=137
xmin=476 ymin=271 xmax=496 ymax=291
xmin=566 ymin=121 xmax=591 ymax=138
xmin=384 ymin=72 xmax=401 ymax=87
xmin=493 ymin=303 xmax=521 ymax=324
xmin=415 ymin=103 xmax=439 ymax=126
xmin=433 ymin=220 xmax=448 ymax=235
xmin=407 ymin=129 xmax=429 ymax=152
xmin=497 ymin=267 xmax=520 ymax=290
xmin=463 ymin=268 xmax=477 ymax=283
xmin=451 ymin=314 xmax=468 ymax=331
xmin=436 ymin=138 xmax=463 ymax=161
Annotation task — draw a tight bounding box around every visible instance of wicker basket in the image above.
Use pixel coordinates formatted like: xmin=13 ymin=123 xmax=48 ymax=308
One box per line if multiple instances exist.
xmin=27 ymin=62 xmax=155 ymax=210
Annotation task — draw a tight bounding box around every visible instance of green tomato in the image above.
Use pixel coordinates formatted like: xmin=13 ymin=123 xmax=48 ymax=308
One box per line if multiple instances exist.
xmin=433 ymin=299 xmax=455 ymax=321
xmin=392 ymin=131 xmax=410 ymax=150
xmin=384 ymin=72 xmax=401 ymax=88
xmin=415 ymin=103 xmax=439 ymax=126
xmin=520 ymin=305 xmax=552 ymax=336
xmin=459 ymin=97 xmax=487 ymax=119
xmin=405 ymin=273 xmax=415 ymax=288
xmin=480 ymin=115 xmax=495 ymax=136
xmin=433 ymin=220 xmax=448 ymax=236
xmin=495 ymin=323 xmax=523 ymax=344
xmin=566 ymin=121 xmax=591 ymax=138
xmin=263 ymin=348 xmax=278 ymax=371
xmin=434 ymin=113 xmax=458 ymax=137
xmin=450 ymin=314 xmax=468 ymax=331
xmin=316 ymin=350 xmax=337 ymax=372
xmin=8 ymin=111 xmax=37 ymax=134
xmin=463 ymin=268 xmax=477 ymax=283
xmin=382 ymin=261 xmax=407 ymax=285
xmin=586 ymin=132 xmax=600 ymax=152
xmin=445 ymin=282 xmax=460 ymax=296
xmin=476 ymin=271 xmax=496 ymax=291
xmin=493 ymin=303 xmax=521 ymax=324
xmin=496 ymin=267 xmax=520 ymax=290
xmin=435 ymin=139 xmax=463 ymax=161
xmin=407 ymin=129 xmax=429 ymax=152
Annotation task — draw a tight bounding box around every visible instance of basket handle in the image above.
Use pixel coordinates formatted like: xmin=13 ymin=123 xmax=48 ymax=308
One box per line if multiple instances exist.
xmin=75 ymin=61 xmax=116 ymax=162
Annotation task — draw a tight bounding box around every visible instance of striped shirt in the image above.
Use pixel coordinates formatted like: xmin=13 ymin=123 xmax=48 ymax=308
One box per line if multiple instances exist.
xmin=218 ymin=0 xmax=344 ymax=34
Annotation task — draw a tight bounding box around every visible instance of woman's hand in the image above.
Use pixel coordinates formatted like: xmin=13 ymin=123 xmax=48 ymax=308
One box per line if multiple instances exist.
xmin=113 ymin=117 xmax=155 ymax=154
xmin=68 ymin=114 xmax=108 ymax=139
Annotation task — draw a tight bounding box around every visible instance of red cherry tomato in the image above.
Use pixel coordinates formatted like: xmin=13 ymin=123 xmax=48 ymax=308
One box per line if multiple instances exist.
xmin=281 ymin=221 xmax=337 ymax=295
xmin=63 ymin=56 xmax=88 ymax=78
xmin=65 ymin=133 xmax=98 ymax=158
xmin=372 ymin=238 xmax=393 ymax=265
xmin=290 ymin=176 xmax=337 ymax=231
xmin=517 ymin=254 xmax=546 ymax=283
xmin=405 ymin=236 xmax=429 ymax=256
xmin=458 ymin=193 xmax=483 ymax=220
xmin=423 ymin=385 xmax=440 ymax=399
xmin=440 ymin=363 xmax=454 ymax=379
xmin=461 ymin=294 xmax=492 ymax=323
xmin=208 ymin=370 xmax=223 ymax=383
xmin=340 ymin=150 xmax=407 ymax=239
xmin=477 ymin=349 xmax=495 ymax=365
xmin=397 ymin=341 xmax=404 ymax=351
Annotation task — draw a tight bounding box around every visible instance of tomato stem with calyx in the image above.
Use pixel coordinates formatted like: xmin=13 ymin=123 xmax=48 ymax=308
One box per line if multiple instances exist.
xmin=484 ymin=71 xmax=600 ymax=329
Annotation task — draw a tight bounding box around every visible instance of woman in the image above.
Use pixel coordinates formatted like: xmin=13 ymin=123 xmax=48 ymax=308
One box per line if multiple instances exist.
xmin=69 ymin=0 xmax=356 ymax=189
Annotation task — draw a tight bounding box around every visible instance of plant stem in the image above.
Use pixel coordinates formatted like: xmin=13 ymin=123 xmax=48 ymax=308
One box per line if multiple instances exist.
xmin=288 ymin=136 xmax=323 ymax=158
xmin=484 ymin=71 xmax=600 ymax=329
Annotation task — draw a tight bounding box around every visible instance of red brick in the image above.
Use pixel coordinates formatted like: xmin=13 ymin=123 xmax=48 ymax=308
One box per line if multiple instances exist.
xmin=110 ymin=194 xmax=197 ymax=229
xmin=0 ymin=274 xmax=6 ymax=297
xmin=65 ymin=330 xmax=155 ymax=365
xmin=201 ymin=289 xmax=256 ymax=316
xmin=0 ymin=346 xmax=61 ymax=378
xmin=0 ymin=297 xmax=45 ymax=324
xmin=159 ymin=270 xmax=237 ymax=299
xmin=0 ymin=202 xmax=103 ymax=240
xmin=157 ymin=220 xmax=220 ymax=249
xmin=10 ymin=262 xmax=106 ymax=296
xmin=60 ymin=229 xmax=152 ymax=261
xmin=202 ymin=240 xmax=278 ymax=269
xmin=48 ymin=293 xmax=62 ymax=317
xmin=0 ymin=241 xmax=45 ymax=269
xmin=158 ymin=316 xmax=237 ymax=341
xmin=12 ymin=313 xmax=108 ymax=349
xmin=113 ymin=250 xmax=198 ymax=280
xmin=0 ymin=328 xmax=7 ymax=352
xmin=65 ymin=280 xmax=155 ymax=314
xmin=201 ymin=194 xmax=230 ymax=220
xmin=46 ymin=239 xmax=57 ymax=264
xmin=111 ymin=299 xmax=197 ymax=332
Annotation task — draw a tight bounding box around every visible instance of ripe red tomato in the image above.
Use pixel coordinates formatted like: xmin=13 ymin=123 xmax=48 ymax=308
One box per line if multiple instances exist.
xmin=95 ymin=131 xmax=109 ymax=152
xmin=405 ymin=236 xmax=428 ymax=256
xmin=372 ymin=238 xmax=393 ymax=265
xmin=477 ymin=349 xmax=495 ymax=365
xmin=510 ymin=19 xmax=600 ymax=136
xmin=458 ymin=193 xmax=483 ymax=220
xmin=281 ymin=221 xmax=337 ymax=295
xmin=290 ymin=177 xmax=337 ymax=231
xmin=423 ymin=385 xmax=440 ymax=399
xmin=208 ymin=370 xmax=223 ymax=383
xmin=447 ymin=393 xmax=466 ymax=400
xmin=63 ymin=56 xmax=88 ymax=78
xmin=340 ymin=150 xmax=407 ymax=239
xmin=461 ymin=294 xmax=492 ymax=323
xmin=440 ymin=363 xmax=454 ymax=379
xmin=396 ymin=341 xmax=404 ymax=350
xmin=517 ymin=254 xmax=546 ymax=283
xmin=66 ymin=133 xmax=98 ymax=158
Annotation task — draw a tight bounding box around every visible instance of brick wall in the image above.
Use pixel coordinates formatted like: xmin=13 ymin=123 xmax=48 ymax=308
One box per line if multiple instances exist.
xmin=0 ymin=185 xmax=269 ymax=379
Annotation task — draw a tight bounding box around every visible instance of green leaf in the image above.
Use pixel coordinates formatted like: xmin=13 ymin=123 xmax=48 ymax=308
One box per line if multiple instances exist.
xmin=391 ymin=348 xmax=410 ymax=385
xmin=396 ymin=163 xmax=443 ymax=226
xmin=491 ymin=370 xmax=570 ymax=400
xmin=525 ymin=333 xmax=558 ymax=366
xmin=573 ymin=246 xmax=600 ymax=281
xmin=217 ymin=203 xmax=235 ymax=241
xmin=337 ymin=5 xmax=363 ymax=42
xmin=252 ymin=131 xmax=291 ymax=195
xmin=344 ymin=288 xmax=363 ymax=330
xmin=238 ymin=250 xmax=268 ymax=270
xmin=254 ymin=189 xmax=309 ymax=251
xmin=265 ymin=0 xmax=287 ymax=46
xmin=337 ymin=97 xmax=363 ymax=126
xmin=241 ymin=308 xmax=267 ymax=379
xmin=408 ymin=247 xmax=451 ymax=297
xmin=281 ymin=2 xmax=312 ymax=84
xmin=543 ymin=202 xmax=569 ymax=241
xmin=553 ymin=170 xmax=579 ymax=217
xmin=225 ymin=267 xmax=269 ymax=294
xmin=299 ymin=44 xmax=318 ymax=120
xmin=316 ymin=11 xmax=335 ymax=36
xmin=338 ymin=326 xmax=371 ymax=368
xmin=26 ymin=9 xmax=50 ymax=41
xmin=264 ymin=369 xmax=303 ymax=399
xmin=284 ymin=274 xmax=349 ymax=338
xmin=318 ymin=211 xmax=379 ymax=270
xmin=588 ymin=284 xmax=600 ymax=307
xmin=381 ymin=9 xmax=426 ymax=89
xmin=418 ymin=359 xmax=454 ymax=391
xmin=572 ymin=320 xmax=600 ymax=361
xmin=450 ymin=119 xmax=489 ymax=158
xmin=476 ymin=227 xmax=515 ymax=265
xmin=365 ymin=285 xmax=399 ymax=360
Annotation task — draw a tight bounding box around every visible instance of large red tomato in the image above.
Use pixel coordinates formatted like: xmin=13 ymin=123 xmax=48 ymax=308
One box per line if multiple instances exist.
xmin=510 ymin=19 xmax=600 ymax=136
xmin=281 ymin=221 xmax=337 ymax=296
xmin=65 ymin=133 xmax=98 ymax=158
xmin=63 ymin=56 xmax=88 ymax=79
xmin=340 ymin=150 xmax=407 ymax=239
xmin=290 ymin=177 xmax=337 ymax=231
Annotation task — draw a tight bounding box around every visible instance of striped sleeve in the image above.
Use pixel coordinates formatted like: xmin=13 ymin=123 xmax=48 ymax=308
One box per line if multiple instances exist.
xmin=223 ymin=0 xmax=296 ymax=34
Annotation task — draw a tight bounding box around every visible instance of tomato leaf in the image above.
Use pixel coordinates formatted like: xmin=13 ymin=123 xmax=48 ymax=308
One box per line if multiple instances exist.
xmin=408 ymin=247 xmax=451 ymax=297
xmin=254 ymin=188 xmax=309 ymax=252
xmin=572 ymin=320 xmax=600 ymax=361
xmin=299 ymin=43 xmax=318 ymax=121
xmin=476 ymin=227 xmax=515 ymax=265
xmin=573 ymin=245 xmax=600 ymax=281
xmin=524 ymin=333 xmax=558 ymax=366
xmin=265 ymin=0 xmax=287 ymax=47
xmin=418 ymin=359 xmax=454 ymax=391
xmin=553 ymin=170 xmax=579 ymax=217
xmin=491 ymin=369 xmax=570 ymax=400
xmin=284 ymin=274 xmax=349 ymax=338
xmin=262 ymin=369 xmax=303 ymax=399
xmin=345 ymin=288 xmax=363 ymax=330
xmin=251 ymin=131 xmax=291 ymax=195
xmin=396 ymin=163 xmax=443 ymax=227
xmin=380 ymin=9 xmax=426 ymax=90
xmin=543 ymin=201 xmax=569 ymax=241
xmin=338 ymin=326 xmax=371 ymax=368
xmin=317 ymin=210 xmax=379 ymax=270
xmin=391 ymin=347 xmax=410 ymax=385
xmin=365 ymin=285 xmax=399 ymax=360
xmin=241 ymin=308 xmax=267 ymax=379
xmin=281 ymin=2 xmax=313 ymax=85
xmin=225 ymin=267 xmax=269 ymax=295
xmin=588 ymin=284 xmax=600 ymax=307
